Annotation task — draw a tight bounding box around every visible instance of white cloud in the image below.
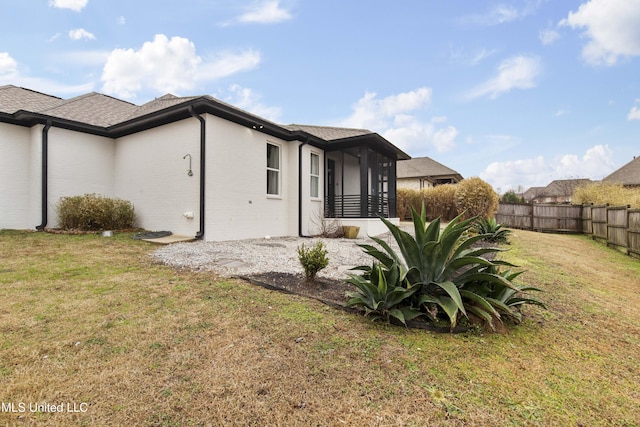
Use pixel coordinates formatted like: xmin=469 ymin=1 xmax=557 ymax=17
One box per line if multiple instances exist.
xmin=225 ymin=0 xmax=292 ymax=25
xmin=69 ymin=28 xmax=95 ymax=40
xmin=100 ymin=34 xmax=260 ymax=100
xmin=0 ymin=52 xmax=18 ymax=79
xmin=339 ymin=88 xmax=459 ymax=154
xmin=220 ymin=84 xmax=282 ymax=122
xmin=341 ymin=88 xmax=432 ymax=129
xmin=469 ymin=48 xmax=498 ymax=65
xmin=0 ymin=51 xmax=93 ymax=94
xmin=450 ymin=46 xmax=498 ymax=66
xmin=539 ymin=28 xmax=560 ymax=45
xmin=480 ymin=144 xmax=615 ymax=190
xmin=628 ymin=106 xmax=640 ymax=121
xmin=196 ymin=50 xmax=261 ymax=81
xmin=462 ymin=1 xmax=542 ymax=26
xmin=49 ymin=0 xmax=87 ymax=12
xmin=466 ymin=55 xmax=541 ymax=100
xmin=560 ymin=0 xmax=640 ymax=66
xmin=47 ymin=33 xmax=61 ymax=43
xmin=118 ymin=16 xmax=126 ymax=25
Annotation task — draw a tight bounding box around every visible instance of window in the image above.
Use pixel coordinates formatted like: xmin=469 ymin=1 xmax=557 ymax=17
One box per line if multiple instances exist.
xmin=266 ymin=143 xmax=280 ymax=196
xmin=310 ymin=153 xmax=320 ymax=198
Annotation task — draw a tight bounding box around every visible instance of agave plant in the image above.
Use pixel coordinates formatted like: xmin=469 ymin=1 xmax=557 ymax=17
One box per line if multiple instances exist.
xmin=462 ymin=266 xmax=546 ymax=327
xmin=353 ymin=204 xmax=538 ymax=330
xmin=346 ymin=262 xmax=421 ymax=325
xmin=474 ymin=217 xmax=511 ymax=244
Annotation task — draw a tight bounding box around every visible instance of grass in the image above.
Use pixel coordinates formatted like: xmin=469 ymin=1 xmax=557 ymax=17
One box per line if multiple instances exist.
xmin=1 ymin=229 xmax=639 ymax=426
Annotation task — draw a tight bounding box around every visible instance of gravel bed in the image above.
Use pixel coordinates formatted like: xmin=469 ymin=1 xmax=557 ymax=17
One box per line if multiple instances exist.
xmin=151 ymin=233 xmax=403 ymax=281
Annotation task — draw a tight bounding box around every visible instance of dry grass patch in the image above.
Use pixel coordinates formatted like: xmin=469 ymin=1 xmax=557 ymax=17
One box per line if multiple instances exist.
xmin=1 ymin=229 xmax=639 ymax=426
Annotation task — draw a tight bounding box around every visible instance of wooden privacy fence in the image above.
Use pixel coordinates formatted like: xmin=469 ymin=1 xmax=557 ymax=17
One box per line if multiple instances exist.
xmin=496 ymin=203 xmax=640 ymax=258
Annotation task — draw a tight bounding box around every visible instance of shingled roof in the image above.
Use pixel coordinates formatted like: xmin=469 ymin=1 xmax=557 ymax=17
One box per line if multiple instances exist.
xmin=283 ymin=124 xmax=373 ymax=141
xmin=544 ymin=179 xmax=593 ymax=196
xmin=126 ymin=94 xmax=199 ymax=121
xmin=397 ymin=156 xmax=462 ymax=180
xmin=603 ymin=156 xmax=640 ymax=187
xmin=0 ymin=85 xmax=64 ymax=114
xmin=0 ymin=85 xmax=410 ymax=160
xmin=39 ymin=92 xmax=139 ymax=127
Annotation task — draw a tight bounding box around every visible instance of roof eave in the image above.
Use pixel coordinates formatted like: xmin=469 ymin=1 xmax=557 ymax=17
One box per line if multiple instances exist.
xmin=324 ymin=133 xmax=411 ymax=160
xmin=9 ymin=110 xmax=110 ymax=136
xmin=108 ymin=98 xmax=325 ymax=146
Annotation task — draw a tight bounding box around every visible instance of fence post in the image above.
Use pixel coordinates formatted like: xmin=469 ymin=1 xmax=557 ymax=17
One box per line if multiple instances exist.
xmin=627 ymin=205 xmax=631 ymax=256
xmin=530 ymin=204 xmax=534 ymax=231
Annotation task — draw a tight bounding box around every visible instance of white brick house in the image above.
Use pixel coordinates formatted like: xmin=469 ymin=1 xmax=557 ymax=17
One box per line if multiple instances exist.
xmin=0 ymin=85 xmax=409 ymax=240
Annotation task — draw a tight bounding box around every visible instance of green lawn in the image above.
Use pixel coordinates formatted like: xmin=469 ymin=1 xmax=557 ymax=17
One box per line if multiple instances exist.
xmin=1 ymin=229 xmax=639 ymax=426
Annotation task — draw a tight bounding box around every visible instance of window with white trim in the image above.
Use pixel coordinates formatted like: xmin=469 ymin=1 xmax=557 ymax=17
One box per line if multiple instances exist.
xmin=310 ymin=153 xmax=320 ymax=198
xmin=266 ymin=143 xmax=280 ymax=196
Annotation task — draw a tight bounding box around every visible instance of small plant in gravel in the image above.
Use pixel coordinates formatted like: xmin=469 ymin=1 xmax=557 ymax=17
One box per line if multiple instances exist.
xmin=297 ymin=241 xmax=329 ymax=281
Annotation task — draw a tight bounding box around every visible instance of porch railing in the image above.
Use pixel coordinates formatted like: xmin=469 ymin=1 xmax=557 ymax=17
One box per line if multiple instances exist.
xmin=324 ymin=194 xmax=394 ymax=218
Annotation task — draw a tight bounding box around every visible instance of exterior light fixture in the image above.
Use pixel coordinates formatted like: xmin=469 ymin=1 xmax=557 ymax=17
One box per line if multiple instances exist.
xmin=183 ymin=154 xmax=193 ymax=176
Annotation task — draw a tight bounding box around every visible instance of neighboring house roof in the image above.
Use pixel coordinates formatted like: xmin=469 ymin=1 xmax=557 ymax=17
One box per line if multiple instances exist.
xmin=0 ymin=85 xmax=410 ymax=160
xmin=603 ymin=156 xmax=640 ymax=186
xmin=397 ymin=156 xmax=463 ymax=181
xmin=544 ymin=179 xmax=593 ymax=196
xmin=523 ymin=179 xmax=592 ymax=202
xmin=523 ymin=186 xmax=545 ymax=201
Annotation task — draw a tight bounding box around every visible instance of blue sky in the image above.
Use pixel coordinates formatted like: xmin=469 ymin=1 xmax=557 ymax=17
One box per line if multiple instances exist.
xmin=1 ymin=0 xmax=639 ymax=192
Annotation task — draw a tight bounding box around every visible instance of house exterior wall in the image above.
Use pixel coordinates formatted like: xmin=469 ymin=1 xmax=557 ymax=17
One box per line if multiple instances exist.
xmin=114 ymin=118 xmax=200 ymax=236
xmin=203 ymin=114 xmax=321 ymax=241
xmin=299 ymin=145 xmax=324 ymax=236
xmin=0 ymin=123 xmax=31 ymax=229
xmin=45 ymin=127 xmax=115 ymax=228
xmin=7 ymin=125 xmax=115 ymax=230
xmin=397 ymin=177 xmax=433 ymax=191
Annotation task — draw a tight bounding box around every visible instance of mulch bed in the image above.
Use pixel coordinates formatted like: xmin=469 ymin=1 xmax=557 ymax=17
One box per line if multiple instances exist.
xmin=241 ymin=272 xmax=356 ymax=310
xmin=240 ymin=272 xmax=467 ymax=332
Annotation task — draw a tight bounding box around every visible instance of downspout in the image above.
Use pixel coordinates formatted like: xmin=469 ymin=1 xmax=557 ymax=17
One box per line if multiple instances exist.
xmin=35 ymin=120 xmax=53 ymax=231
xmin=298 ymin=137 xmax=309 ymax=237
xmin=189 ymin=107 xmax=206 ymax=240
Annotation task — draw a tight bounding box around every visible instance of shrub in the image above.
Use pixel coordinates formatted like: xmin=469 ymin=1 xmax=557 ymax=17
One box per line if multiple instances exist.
xmin=297 ymin=241 xmax=329 ymax=281
xmin=474 ymin=217 xmax=511 ymax=244
xmin=572 ymin=182 xmax=640 ymax=208
xmin=423 ymin=184 xmax=458 ymax=221
xmin=455 ymin=177 xmax=499 ymax=220
xmin=350 ymin=204 xmax=544 ymax=331
xmin=501 ymin=191 xmax=525 ymax=203
xmin=57 ymin=194 xmax=135 ymax=231
xmin=396 ymin=188 xmax=421 ymax=220
xmin=398 ymin=186 xmax=458 ymax=221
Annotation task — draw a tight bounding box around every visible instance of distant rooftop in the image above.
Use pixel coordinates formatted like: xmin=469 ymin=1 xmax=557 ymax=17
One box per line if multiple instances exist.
xmin=603 ymin=156 xmax=640 ymax=186
xmin=397 ymin=156 xmax=462 ymax=179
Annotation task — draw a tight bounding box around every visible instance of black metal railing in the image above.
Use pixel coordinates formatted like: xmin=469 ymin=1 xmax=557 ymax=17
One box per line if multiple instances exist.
xmin=325 ymin=194 xmax=394 ymax=218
